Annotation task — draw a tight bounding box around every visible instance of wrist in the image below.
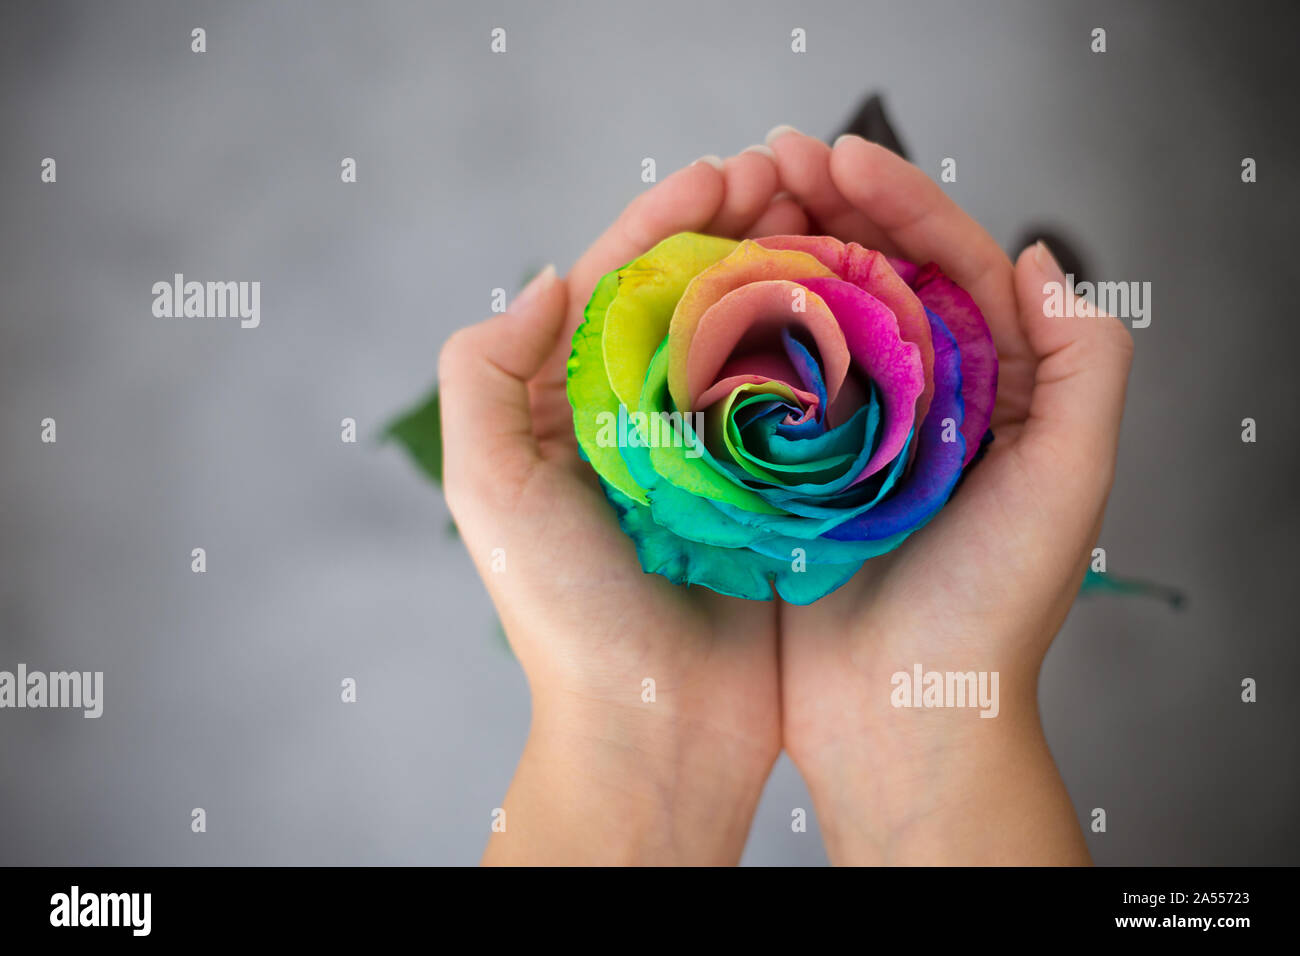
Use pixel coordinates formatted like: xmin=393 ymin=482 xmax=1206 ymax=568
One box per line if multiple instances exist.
xmin=789 ymin=666 xmax=1088 ymax=865
xmin=483 ymin=692 xmax=774 ymax=865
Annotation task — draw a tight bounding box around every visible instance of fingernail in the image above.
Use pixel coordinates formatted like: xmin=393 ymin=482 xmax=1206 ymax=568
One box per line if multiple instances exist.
xmin=513 ymin=263 xmax=556 ymax=311
xmin=770 ymin=190 xmax=794 ymax=204
xmin=832 ymin=132 xmax=867 ymax=150
xmin=691 ymin=154 xmax=724 ymax=170
xmin=764 ymin=124 xmax=800 ymax=145
xmin=1034 ymin=240 xmax=1065 ymax=284
xmin=742 ymin=143 xmax=776 ymax=159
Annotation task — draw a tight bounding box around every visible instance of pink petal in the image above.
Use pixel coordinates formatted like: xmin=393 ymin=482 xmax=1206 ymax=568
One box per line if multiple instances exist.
xmin=797 ymin=276 xmax=923 ymax=482
xmin=909 ymin=262 xmax=998 ymax=467
xmin=667 ymin=240 xmax=836 ymax=412
xmin=686 ymin=279 xmax=850 ymax=410
xmin=696 ymin=374 xmax=820 ymax=414
xmin=757 ymin=236 xmax=935 ymax=427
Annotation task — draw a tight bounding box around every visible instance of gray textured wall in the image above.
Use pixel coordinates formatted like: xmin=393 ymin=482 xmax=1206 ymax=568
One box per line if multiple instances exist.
xmin=1 ymin=0 xmax=1297 ymax=865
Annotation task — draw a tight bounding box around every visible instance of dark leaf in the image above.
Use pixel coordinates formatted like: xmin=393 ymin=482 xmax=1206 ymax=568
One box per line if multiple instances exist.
xmin=384 ymin=385 xmax=443 ymax=486
xmin=1082 ymin=570 xmax=1185 ymax=609
xmin=833 ymin=93 xmax=909 ymax=159
xmin=1014 ymin=227 xmax=1090 ymax=283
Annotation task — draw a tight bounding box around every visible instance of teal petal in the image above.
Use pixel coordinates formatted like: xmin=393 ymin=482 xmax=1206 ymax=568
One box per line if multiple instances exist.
xmin=603 ymin=483 xmax=867 ymax=605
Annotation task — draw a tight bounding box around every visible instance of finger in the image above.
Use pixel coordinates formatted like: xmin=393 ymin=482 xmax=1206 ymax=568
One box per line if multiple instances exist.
xmin=1014 ymin=242 xmax=1134 ymax=484
xmin=828 ymin=134 xmax=1029 ymax=361
xmin=566 ymin=158 xmax=727 ymax=311
xmin=705 ymin=146 xmax=781 ymax=237
xmin=765 ymin=126 xmax=893 ymax=250
xmin=439 ymin=265 xmax=568 ymax=499
xmin=745 ymin=194 xmax=810 ymax=237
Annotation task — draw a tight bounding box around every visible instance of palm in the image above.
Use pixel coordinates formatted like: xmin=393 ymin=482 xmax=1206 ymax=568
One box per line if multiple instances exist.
xmin=497 ymin=421 xmax=780 ymax=762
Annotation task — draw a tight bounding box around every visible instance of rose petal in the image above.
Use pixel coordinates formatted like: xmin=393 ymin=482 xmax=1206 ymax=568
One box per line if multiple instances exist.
xmin=796 ymin=276 xmax=922 ymax=483
xmin=667 ymin=240 xmax=835 ymax=411
xmin=715 ymin=350 xmax=802 ymax=384
xmin=697 ymin=374 xmax=820 ymax=415
xmin=685 ymin=278 xmax=849 ymax=413
xmin=887 ymin=256 xmax=920 ymax=285
xmin=779 ymin=328 xmax=828 ymax=429
xmin=826 ymin=309 xmax=966 ymax=541
xmin=909 ymin=263 xmax=998 ymax=467
xmin=601 ymin=232 xmax=738 ymax=410
xmin=740 ymin=428 xmax=912 ymax=521
xmin=728 ymin=403 xmax=867 ymax=486
xmin=725 ymin=395 xmax=858 ymax=485
xmin=566 ymin=266 xmax=648 ymax=503
xmin=757 ymin=235 xmax=935 ymax=426
xmin=603 ymin=482 xmax=868 ymax=604
xmin=623 ymin=339 xmax=785 ymax=514
xmin=824 ymin=371 xmax=867 ymax=431
xmin=757 ymin=391 xmax=879 ymax=468
xmin=705 ymin=380 xmax=806 ymax=481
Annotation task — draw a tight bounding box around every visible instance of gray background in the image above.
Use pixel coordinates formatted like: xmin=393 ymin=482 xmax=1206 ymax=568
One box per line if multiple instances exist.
xmin=1 ymin=0 xmax=1297 ymax=865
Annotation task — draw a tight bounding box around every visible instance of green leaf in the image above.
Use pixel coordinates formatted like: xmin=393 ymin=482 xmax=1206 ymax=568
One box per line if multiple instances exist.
xmin=1081 ymin=569 xmax=1185 ymax=609
xmin=384 ymin=385 xmax=443 ymax=486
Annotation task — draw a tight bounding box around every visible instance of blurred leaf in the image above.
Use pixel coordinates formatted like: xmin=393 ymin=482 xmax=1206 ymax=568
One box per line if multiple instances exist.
xmin=494 ymin=617 xmax=514 ymax=658
xmin=1012 ymin=227 xmax=1089 ymax=283
xmin=384 ymin=385 xmax=443 ymax=486
xmin=834 ymin=93 xmax=909 ymax=159
xmin=1082 ymin=569 xmax=1185 ymax=609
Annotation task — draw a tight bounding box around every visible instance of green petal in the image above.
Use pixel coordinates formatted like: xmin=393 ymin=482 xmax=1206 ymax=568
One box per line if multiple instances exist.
xmin=567 ymin=267 xmax=648 ymax=503
xmin=752 ymin=398 xmax=877 ymax=468
xmin=724 ymin=396 xmax=858 ymax=485
xmin=715 ymin=385 xmax=803 ymax=482
xmin=629 ymin=340 xmax=785 ymax=515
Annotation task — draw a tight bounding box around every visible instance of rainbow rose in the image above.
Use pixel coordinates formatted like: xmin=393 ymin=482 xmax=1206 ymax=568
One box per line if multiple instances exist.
xmin=567 ymin=232 xmax=997 ymax=604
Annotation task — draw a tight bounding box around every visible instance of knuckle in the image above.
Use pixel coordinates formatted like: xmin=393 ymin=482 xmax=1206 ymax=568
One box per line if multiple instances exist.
xmin=1101 ymin=315 xmax=1135 ymax=358
xmin=1084 ymin=308 xmax=1134 ymax=360
xmin=442 ymin=475 xmax=468 ymax=522
xmin=437 ymin=325 xmax=478 ymax=383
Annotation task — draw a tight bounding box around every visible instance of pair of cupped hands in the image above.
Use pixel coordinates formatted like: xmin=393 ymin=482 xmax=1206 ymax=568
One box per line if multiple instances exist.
xmin=440 ymin=127 xmax=1133 ymax=865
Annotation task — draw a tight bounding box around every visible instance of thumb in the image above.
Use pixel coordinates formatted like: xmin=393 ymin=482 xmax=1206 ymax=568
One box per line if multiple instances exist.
xmin=1014 ymin=241 xmax=1134 ymax=489
xmin=438 ymin=265 xmax=567 ymax=503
